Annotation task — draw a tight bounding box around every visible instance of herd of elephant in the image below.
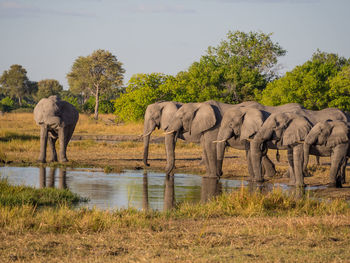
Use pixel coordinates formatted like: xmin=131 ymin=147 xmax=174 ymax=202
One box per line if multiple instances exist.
xmin=33 ymin=96 xmax=350 ymax=188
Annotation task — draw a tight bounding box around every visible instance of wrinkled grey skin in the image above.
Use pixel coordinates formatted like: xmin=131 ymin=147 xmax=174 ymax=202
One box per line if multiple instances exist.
xmin=216 ymin=103 xmax=304 ymax=181
xmin=250 ymin=108 xmax=348 ymax=187
xmin=304 ymin=120 xmax=350 ymax=187
xmin=250 ymin=112 xmax=313 ymax=186
xmin=165 ymin=100 xmax=274 ymax=178
xmin=34 ymin=96 xmax=79 ymax=163
xmin=142 ymin=101 xmax=183 ymax=166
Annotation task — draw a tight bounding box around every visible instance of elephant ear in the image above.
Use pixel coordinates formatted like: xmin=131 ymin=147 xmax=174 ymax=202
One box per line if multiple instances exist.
xmin=58 ymin=101 xmax=77 ymax=126
xmin=33 ymin=99 xmax=46 ymax=125
xmin=282 ymin=116 xmax=312 ymax=146
xmin=326 ymin=121 xmax=349 ymax=147
xmin=190 ymin=103 xmax=217 ymax=135
xmin=305 ymin=123 xmax=323 ymax=145
xmin=240 ymin=108 xmax=264 ymax=140
xmin=160 ymin=102 xmax=178 ymax=130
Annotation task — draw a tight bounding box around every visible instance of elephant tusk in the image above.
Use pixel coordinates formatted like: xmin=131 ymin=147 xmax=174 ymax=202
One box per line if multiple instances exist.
xmin=140 ymin=131 xmax=153 ymax=138
xmin=164 ymin=130 xmax=175 ymax=135
xmin=212 ymin=140 xmax=226 ymax=143
xmin=246 ymin=138 xmax=253 ymax=142
xmin=296 ymin=140 xmax=304 ymax=144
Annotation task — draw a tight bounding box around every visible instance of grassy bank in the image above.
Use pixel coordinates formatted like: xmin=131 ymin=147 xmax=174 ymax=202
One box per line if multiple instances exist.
xmin=0 ymin=187 xmax=350 ymax=262
xmin=0 ymin=179 xmax=86 ymax=207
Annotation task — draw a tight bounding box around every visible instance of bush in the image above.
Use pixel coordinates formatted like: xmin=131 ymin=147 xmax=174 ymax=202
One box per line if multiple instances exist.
xmin=0 ymin=97 xmax=15 ymax=112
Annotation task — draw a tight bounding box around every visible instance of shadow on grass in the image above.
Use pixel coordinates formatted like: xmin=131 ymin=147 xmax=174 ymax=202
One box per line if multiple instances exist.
xmin=0 ymin=133 xmax=39 ymax=142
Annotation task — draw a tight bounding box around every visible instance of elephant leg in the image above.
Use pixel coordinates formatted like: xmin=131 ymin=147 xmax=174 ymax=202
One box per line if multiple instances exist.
xmin=58 ymin=127 xmax=68 ymax=162
xmin=287 ymin=147 xmax=296 ymax=185
xmin=246 ymin=149 xmax=255 ymax=181
xmin=48 ymin=136 xmax=58 ymax=162
xmin=340 ymin=158 xmax=348 ymax=184
xmin=38 ymin=125 xmax=48 ymax=163
xmin=262 ymin=155 xmax=276 ymax=178
xmin=203 ymin=132 xmax=217 ymax=178
xmin=329 ymin=144 xmax=348 ymax=188
xmin=293 ymin=144 xmax=305 ymax=187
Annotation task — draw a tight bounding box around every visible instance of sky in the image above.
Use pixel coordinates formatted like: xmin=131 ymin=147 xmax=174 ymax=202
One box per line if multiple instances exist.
xmin=0 ymin=0 xmax=349 ymax=89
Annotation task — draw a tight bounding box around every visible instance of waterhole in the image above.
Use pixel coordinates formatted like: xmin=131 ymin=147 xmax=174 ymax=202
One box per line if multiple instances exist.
xmin=0 ymin=166 xmax=323 ymax=210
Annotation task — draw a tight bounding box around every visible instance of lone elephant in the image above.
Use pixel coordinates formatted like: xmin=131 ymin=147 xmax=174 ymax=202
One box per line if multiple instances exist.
xmin=34 ymin=95 xmax=79 ymax=163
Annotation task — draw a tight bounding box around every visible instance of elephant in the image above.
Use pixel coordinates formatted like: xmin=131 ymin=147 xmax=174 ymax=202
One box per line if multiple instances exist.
xmin=215 ymin=103 xmax=305 ymax=180
xmin=142 ymin=101 xmax=183 ymax=166
xmin=165 ymin=100 xmax=277 ymax=178
xmin=250 ymin=112 xmax=313 ymax=186
xmin=250 ymin=107 xmax=348 ymax=186
xmin=34 ymin=95 xmax=79 ymax=163
xmin=303 ymin=120 xmax=350 ymax=187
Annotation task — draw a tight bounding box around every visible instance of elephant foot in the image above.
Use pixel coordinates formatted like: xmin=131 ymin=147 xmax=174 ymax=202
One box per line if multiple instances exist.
xmin=287 ymin=179 xmax=296 ymax=186
xmin=37 ymin=159 xmax=46 ymax=164
xmin=251 ymin=177 xmax=265 ymax=183
xmin=61 ymin=158 xmax=68 ymax=163
xmin=326 ymin=182 xmax=337 ymax=188
xmin=283 ymin=170 xmax=290 ymax=178
xmin=294 ymin=182 xmax=306 ymax=188
xmin=50 ymin=158 xmax=58 ymax=162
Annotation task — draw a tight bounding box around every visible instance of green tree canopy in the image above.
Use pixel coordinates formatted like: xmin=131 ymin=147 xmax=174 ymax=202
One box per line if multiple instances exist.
xmin=114 ymin=73 xmax=171 ymax=121
xmin=0 ymin=64 xmax=31 ymax=106
xmin=36 ymin=79 xmax=63 ymax=101
xmin=67 ymin=49 xmax=125 ymax=119
xmin=203 ymin=30 xmax=286 ymax=103
xmin=260 ymin=50 xmax=349 ymax=109
xmin=328 ymin=65 xmax=350 ymax=111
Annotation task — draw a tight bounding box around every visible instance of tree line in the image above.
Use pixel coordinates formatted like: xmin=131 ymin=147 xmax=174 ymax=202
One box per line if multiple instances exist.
xmin=1 ymin=30 xmax=349 ymax=120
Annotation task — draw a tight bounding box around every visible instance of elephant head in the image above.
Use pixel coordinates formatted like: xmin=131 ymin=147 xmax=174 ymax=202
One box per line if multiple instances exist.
xmin=34 ymin=96 xmax=62 ymax=129
xmin=142 ymin=101 xmax=181 ymax=166
xmin=216 ymin=107 xmax=265 ymax=161
xmin=166 ymin=102 xmax=218 ymax=136
xmin=251 ymin=112 xmax=313 ymax=182
xmin=303 ymin=120 xmax=349 ymax=172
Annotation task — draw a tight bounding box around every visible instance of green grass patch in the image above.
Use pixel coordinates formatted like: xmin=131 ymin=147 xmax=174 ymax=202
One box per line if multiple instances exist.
xmin=1 ymin=187 xmax=349 ymax=234
xmin=0 ymin=179 xmax=87 ymax=207
xmin=174 ymin=188 xmax=350 ymax=218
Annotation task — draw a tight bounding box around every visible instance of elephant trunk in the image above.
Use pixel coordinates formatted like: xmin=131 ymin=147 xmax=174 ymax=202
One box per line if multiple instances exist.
xmin=46 ymin=116 xmax=61 ymax=129
xmin=216 ymin=128 xmax=233 ymax=177
xmin=165 ymin=133 xmax=176 ymax=175
xmin=143 ymin=121 xmax=156 ymax=166
xmin=250 ymin=140 xmax=264 ymax=182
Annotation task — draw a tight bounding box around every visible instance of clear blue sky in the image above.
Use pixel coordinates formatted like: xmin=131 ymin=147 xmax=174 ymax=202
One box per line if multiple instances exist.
xmin=1 ymin=0 xmax=349 ymax=89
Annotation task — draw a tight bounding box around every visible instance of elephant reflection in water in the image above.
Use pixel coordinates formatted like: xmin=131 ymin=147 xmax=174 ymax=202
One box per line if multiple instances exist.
xmin=39 ymin=167 xmax=67 ymax=189
xmin=140 ymin=171 xmax=175 ymax=211
xmin=141 ymin=171 xmax=224 ymax=211
xmin=201 ymin=177 xmax=222 ymax=203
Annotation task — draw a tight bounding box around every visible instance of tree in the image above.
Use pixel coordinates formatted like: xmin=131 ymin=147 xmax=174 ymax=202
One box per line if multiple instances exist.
xmin=36 ymin=79 xmax=63 ymax=101
xmin=0 ymin=64 xmax=30 ymax=106
xmin=67 ymin=49 xmax=125 ymax=120
xmin=328 ymin=65 xmax=350 ymax=112
xmin=260 ymin=50 xmax=349 ymax=109
xmin=204 ymin=30 xmax=286 ymax=103
xmin=114 ymin=73 xmax=171 ymax=121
